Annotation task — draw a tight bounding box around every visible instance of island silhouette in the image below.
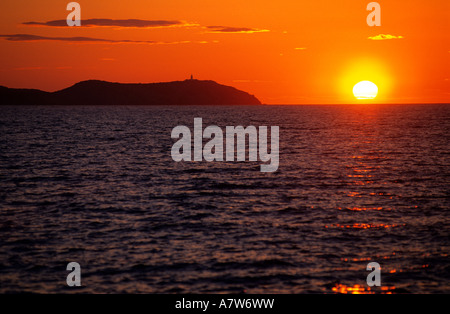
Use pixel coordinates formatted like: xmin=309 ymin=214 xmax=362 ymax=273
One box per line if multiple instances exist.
xmin=0 ymin=78 xmax=262 ymax=106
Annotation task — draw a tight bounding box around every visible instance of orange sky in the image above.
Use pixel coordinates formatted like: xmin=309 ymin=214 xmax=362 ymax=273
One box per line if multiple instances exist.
xmin=0 ymin=0 xmax=448 ymax=104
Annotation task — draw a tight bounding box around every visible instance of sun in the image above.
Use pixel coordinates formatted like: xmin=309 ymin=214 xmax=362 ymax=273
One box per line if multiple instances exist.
xmin=353 ymin=81 xmax=378 ymax=100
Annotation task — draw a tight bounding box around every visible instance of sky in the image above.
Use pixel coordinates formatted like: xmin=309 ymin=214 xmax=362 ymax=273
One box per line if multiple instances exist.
xmin=0 ymin=0 xmax=448 ymax=104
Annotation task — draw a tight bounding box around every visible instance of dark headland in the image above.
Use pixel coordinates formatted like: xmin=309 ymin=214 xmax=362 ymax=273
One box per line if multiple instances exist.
xmin=0 ymin=79 xmax=262 ymax=106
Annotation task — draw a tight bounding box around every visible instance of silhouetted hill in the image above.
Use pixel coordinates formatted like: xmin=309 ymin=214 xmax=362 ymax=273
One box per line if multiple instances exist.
xmin=0 ymin=79 xmax=262 ymax=105
xmin=0 ymin=86 xmax=50 ymax=105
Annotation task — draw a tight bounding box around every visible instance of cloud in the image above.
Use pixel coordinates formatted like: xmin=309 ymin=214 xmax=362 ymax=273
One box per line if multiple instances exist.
xmin=294 ymin=47 xmax=307 ymax=50
xmin=0 ymin=34 xmax=155 ymax=43
xmin=368 ymin=34 xmax=404 ymax=40
xmin=0 ymin=34 xmax=197 ymax=45
xmin=22 ymin=18 xmax=269 ymax=35
xmin=23 ymin=19 xmax=185 ymax=28
xmin=206 ymin=26 xmax=269 ymax=33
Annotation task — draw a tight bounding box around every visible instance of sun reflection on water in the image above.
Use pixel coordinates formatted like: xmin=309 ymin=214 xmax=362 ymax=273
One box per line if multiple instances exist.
xmin=332 ymin=284 xmax=396 ymax=294
xmin=337 ymin=206 xmax=389 ymax=211
xmin=325 ymin=223 xmax=405 ymax=229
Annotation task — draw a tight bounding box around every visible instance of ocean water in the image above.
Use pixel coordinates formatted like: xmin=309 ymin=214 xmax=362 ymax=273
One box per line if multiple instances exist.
xmin=0 ymin=104 xmax=448 ymax=294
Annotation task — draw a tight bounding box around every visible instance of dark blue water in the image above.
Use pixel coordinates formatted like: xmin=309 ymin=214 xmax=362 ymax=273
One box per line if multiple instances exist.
xmin=0 ymin=104 xmax=449 ymax=293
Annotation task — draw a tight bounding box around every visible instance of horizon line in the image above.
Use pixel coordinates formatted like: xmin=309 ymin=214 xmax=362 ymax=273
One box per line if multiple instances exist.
xmin=1 ymin=79 xmax=448 ymax=106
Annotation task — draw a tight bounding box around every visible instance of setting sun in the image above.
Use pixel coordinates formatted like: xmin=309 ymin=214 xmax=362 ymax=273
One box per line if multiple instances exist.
xmin=353 ymin=81 xmax=378 ymax=100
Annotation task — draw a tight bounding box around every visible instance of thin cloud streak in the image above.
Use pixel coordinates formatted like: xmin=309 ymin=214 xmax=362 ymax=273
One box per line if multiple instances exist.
xmin=206 ymin=26 xmax=269 ymax=33
xmin=22 ymin=18 xmax=269 ymax=35
xmin=0 ymin=34 xmax=207 ymax=45
xmin=0 ymin=34 xmax=156 ymax=43
xmin=23 ymin=19 xmax=185 ymax=28
xmin=368 ymin=34 xmax=404 ymax=40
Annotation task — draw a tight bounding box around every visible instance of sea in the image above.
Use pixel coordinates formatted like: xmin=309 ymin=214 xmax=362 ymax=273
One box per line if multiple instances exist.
xmin=0 ymin=104 xmax=448 ymax=293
